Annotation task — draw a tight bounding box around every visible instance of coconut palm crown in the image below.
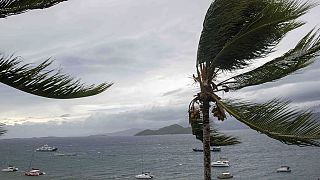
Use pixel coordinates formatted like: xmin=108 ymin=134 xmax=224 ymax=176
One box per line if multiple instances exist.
xmin=189 ymin=0 xmax=320 ymax=179
xmin=0 ymin=0 xmax=112 ymax=134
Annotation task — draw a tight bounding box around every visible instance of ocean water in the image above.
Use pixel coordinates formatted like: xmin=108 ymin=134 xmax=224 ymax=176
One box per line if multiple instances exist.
xmin=0 ymin=129 xmax=319 ymax=180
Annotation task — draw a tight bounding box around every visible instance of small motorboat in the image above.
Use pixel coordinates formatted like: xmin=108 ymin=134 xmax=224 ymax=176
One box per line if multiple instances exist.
xmin=276 ymin=166 xmax=291 ymax=172
xmin=25 ymin=168 xmax=46 ymax=176
xmin=36 ymin=144 xmax=58 ymax=152
xmin=135 ymin=172 xmax=153 ymax=179
xmin=217 ymin=172 xmax=233 ymax=179
xmin=211 ymin=161 xmax=230 ymax=167
xmin=1 ymin=165 xmax=18 ymax=172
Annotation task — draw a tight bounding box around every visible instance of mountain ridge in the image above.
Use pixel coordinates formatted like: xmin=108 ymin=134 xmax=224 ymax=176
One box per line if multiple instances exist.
xmin=134 ymin=124 xmax=191 ymax=136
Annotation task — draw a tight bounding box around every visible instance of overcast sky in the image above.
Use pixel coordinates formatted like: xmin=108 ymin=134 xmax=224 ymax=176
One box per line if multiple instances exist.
xmin=1 ymin=0 xmax=320 ymax=138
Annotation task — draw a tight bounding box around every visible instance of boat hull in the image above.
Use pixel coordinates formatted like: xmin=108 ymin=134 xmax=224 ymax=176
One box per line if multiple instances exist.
xmin=276 ymin=166 xmax=291 ymax=172
xmin=36 ymin=147 xmax=58 ymax=152
xmin=135 ymin=173 xmax=153 ymax=179
xmin=1 ymin=167 xmax=18 ymax=172
xmin=193 ymin=147 xmax=221 ymax=152
xmin=212 ymin=164 xmax=230 ymax=167
xmin=217 ymin=175 xmax=233 ymax=179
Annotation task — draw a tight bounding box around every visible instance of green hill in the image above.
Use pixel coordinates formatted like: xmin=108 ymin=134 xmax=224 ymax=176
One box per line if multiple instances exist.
xmin=134 ymin=124 xmax=192 ymax=136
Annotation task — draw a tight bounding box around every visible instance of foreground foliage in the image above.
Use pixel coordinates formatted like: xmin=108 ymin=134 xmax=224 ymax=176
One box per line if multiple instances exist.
xmin=0 ymin=0 xmax=111 ymax=135
xmin=189 ymin=0 xmax=320 ymax=179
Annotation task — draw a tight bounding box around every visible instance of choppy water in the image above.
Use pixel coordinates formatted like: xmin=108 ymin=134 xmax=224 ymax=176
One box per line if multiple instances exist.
xmin=0 ymin=129 xmax=319 ymax=180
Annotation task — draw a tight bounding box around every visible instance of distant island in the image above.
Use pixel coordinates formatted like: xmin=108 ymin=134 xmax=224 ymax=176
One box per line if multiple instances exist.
xmin=134 ymin=124 xmax=192 ymax=136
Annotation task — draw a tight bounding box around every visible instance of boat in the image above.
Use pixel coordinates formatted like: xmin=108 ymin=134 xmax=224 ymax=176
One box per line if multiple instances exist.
xmin=276 ymin=166 xmax=291 ymax=172
xmin=1 ymin=165 xmax=18 ymax=172
xmin=217 ymin=172 xmax=233 ymax=179
xmin=24 ymin=168 xmax=46 ymax=176
xmin=135 ymin=172 xmax=153 ymax=179
xmin=193 ymin=148 xmax=203 ymax=152
xmin=192 ymin=147 xmax=221 ymax=152
xmin=35 ymin=144 xmax=58 ymax=152
xmin=211 ymin=161 xmax=230 ymax=167
xmin=212 ymin=146 xmax=221 ymax=152
xmin=217 ymin=157 xmax=229 ymax=163
xmin=135 ymin=154 xmax=153 ymax=179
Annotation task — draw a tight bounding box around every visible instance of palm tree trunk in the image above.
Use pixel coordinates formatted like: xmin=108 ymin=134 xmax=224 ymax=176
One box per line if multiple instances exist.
xmin=202 ymin=99 xmax=211 ymax=180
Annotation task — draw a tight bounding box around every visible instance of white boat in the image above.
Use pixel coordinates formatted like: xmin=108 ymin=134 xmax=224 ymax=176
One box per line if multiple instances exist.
xmin=218 ymin=157 xmax=229 ymax=163
xmin=25 ymin=168 xmax=46 ymax=176
xmin=217 ymin=172 xmax=233 ymax=179
xmin=1 ymin=165 xmax=18 ymax=172
xmin=135 ymin=172 xmax=153 ymax=179
xmin=211 ymin=161 xmax=230 ymax=167
xmin=36 ymin=144 xmax=58 ymax=152
xmin=276 ymin=166 xmax=291 ymax=172
xmin=136 ymin=154 xmax=153 ymax=179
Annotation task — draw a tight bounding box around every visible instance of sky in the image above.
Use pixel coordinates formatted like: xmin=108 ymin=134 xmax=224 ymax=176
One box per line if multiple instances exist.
xmin=0 ymin=0 xmax=320 ymax=138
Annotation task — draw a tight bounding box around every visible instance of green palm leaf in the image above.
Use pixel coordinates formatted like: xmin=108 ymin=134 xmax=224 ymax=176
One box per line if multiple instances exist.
xmin=0 ymin=123 xmax=6 ymax=136
xmin=189 ymin=117 xmax=240 ymax=146
xmin=0 ymin=54 xmax=112 ymax=99
xmin=0 ymin=0 xmax=67 ymax=18
xmin=218 ymin=98 xmax=320 ymax=146
xmin=197 ymin=0 xmax=315 ymax=71
xmin=221 ymin=29 xmax=320 ymax=90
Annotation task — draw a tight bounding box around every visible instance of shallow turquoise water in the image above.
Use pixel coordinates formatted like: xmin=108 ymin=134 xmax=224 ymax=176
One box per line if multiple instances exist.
xmin=0 ymin=129 xmax=319 ymax=180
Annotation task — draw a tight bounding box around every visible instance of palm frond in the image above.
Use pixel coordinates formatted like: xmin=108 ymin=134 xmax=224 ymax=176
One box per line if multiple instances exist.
xmin=0 ymin=123 xmax=6 ymax=136
xmin=190 ymin=119 xmax=241 ymax=146
xmin=189 ymin=102 xmax=240 ymax=146
xmin=218 ymin=98 xmax=320 ymax=146
xmin=222 ymin=29 xmax=320 ymax=90
xmin=197 ymin=0 xmax=315 ymax=71
xmin=0 ymin=0 xmax=67 ymax=18
xmin=0 ymin=54 xmax=112 ymax=99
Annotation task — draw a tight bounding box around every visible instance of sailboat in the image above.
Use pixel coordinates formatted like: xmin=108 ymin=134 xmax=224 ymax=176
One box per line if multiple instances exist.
xmin=135 ymin=154 xmax=153 ymax=179
xmin=24 ymin=148 xmax=46 ymax=176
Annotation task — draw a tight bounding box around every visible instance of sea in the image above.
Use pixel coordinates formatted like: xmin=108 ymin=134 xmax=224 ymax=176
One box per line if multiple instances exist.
xmin=0 ymin=129 xmax=319 ymax=180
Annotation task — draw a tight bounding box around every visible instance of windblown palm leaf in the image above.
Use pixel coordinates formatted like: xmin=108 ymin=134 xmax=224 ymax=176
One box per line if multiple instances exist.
xmin=0 ymin=54 xmax=112 ymax=99
xmin=221 ymin=29 xmax=320 ymax=90
xmin=218 ymin=98 xmax=320 ymax=146
xmin=0 ymin=123 xmax=6 ymax=135
xmin=192 ymin=0 xmax=320 ymax=179
xmin=197 ymin=0 xmax=314 ymax=71
xmin=0 ymin=0 xmax=67 ymax=18
xmin=188 ymin=100 xmax=240 ymax=146
xmin=189 ymin=118 xmax=240 ymax=146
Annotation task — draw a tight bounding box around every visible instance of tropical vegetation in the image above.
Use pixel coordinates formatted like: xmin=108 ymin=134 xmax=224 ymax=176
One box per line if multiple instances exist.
xmin=188 ymin=0 xmax=320 ymax=179
xmin=0 ymin=0 xmax=111 ymax=135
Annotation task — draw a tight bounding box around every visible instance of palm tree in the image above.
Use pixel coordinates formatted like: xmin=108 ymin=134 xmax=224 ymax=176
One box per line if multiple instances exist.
xmin=0 ymin=0 xmax=112 ymax=135
xmin=188 ymin=0 xmax=320 ymax=179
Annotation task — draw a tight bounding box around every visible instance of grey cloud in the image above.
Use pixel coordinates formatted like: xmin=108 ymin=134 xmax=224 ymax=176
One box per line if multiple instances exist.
xmin=162 ymin=88 xmax=183 ymax=96
xmin=3 ymin=105 xmax=189 ymax=138
xmin=1 ymin=0 xmax=320 ymax=138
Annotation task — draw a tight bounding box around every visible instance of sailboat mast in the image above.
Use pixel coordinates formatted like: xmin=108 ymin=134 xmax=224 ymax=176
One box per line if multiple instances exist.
xmin=141 ymin=153 xmax=143 ymax=173
xmin=28 ymin=147 xmax=35 ymax=170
